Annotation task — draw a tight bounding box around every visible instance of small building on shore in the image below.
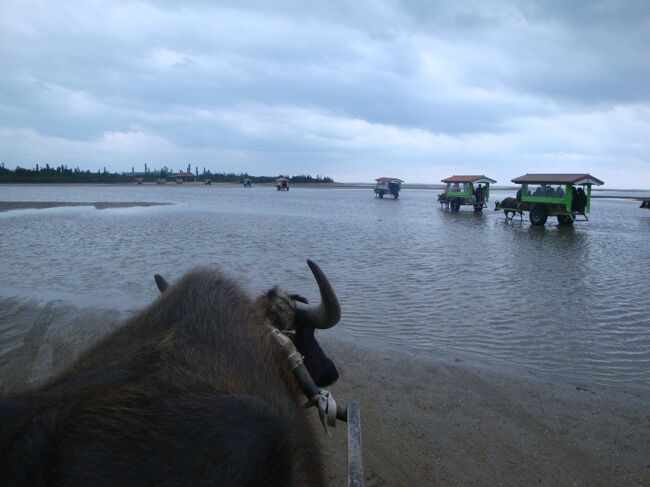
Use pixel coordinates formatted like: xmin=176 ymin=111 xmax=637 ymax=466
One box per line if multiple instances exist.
xmin=174 ymin=172 xmax=196 ymax=183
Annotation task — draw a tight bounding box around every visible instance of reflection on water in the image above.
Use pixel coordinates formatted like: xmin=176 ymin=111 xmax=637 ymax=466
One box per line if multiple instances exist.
xmin=1 ymin=185 xmax=649 ymax=390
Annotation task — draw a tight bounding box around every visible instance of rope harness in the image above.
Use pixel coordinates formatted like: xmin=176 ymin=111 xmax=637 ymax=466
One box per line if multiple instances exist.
xmin=267 ymin=325 xmax=364 ymax=486
xmin=268 ymin=327 xmax=340 ymax=435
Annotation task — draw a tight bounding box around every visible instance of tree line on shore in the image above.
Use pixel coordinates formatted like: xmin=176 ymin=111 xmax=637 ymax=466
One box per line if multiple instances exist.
xmin=0 ymin=163 xmax=334 ymax=184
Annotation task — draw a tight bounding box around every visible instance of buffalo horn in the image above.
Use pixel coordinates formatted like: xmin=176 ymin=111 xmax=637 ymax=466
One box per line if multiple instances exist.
xmin=154 ymin=274 xmax=170 ymax=293
xmin=294 ymin=260 xmax=341 ymax=329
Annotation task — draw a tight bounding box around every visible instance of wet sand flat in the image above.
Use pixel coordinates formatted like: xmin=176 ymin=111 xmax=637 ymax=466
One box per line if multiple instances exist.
xmin=1 ymin=298 xmax=647 ymax=486
xmin=0 ymin=201 xmax=172 ymax=212
xmin=323 ymin=336 xmax=649 ymax=486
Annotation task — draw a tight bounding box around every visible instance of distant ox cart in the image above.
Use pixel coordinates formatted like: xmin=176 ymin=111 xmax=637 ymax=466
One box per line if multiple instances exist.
xmin=439 ymin=175 xmax=496 ymax=212
xmin=495 ymin=173 xmax=604 ymax=226
xmin=276 ymin=177 xmax=290 ymax=191
xmin=374 ymin=177 xmax=403 ymax=199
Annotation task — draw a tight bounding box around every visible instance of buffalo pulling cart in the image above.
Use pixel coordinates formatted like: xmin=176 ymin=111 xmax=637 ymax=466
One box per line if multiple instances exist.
xmin=439 ymin=175 xmax=496 ymax=212
xmin=1 ymin=260 xmax=364 ymax=486
xmin=496 ymin=173 xmax=605 ymax=226
xmin=155 ymin=259 xmax=364 ymax=486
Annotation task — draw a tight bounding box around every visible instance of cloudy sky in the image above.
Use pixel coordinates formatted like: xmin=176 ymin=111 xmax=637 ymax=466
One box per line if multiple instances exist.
xmin=1 ymin=1 xmax=649 ymax=187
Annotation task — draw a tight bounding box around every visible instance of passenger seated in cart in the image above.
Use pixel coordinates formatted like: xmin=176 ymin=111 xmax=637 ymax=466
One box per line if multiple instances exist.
xmin=555 ymin=186 xmax=565 ymax=197
xmin=452 ymin=183 xmax=460 ymax=192
xmin=577 ymin=187 xmax=587 ymax=212
xmin=516 ymin=188 xmax=522 ymax=201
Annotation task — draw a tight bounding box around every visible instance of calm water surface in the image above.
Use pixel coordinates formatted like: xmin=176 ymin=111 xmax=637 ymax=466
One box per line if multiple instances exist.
xmin=1 ymin=184 xmax=649 ymax=390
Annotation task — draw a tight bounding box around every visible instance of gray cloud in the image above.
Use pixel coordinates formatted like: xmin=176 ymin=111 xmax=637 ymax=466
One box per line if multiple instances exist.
xmin=0 ymin=0 xmax=649 ymax=187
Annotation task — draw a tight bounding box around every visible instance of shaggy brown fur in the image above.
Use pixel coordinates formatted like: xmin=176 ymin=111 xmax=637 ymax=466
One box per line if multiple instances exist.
xmin=254 ymin=286 xmax=308 ymax=331
xmin=0 ymin=268 xmax=329 ymax=486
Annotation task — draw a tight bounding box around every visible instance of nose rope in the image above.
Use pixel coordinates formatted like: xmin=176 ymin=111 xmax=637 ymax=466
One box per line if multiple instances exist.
xmin=267 ymin=326 xmax=343 ymax=436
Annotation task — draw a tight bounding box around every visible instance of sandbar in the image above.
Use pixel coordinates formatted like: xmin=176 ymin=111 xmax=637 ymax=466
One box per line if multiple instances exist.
xmin=0 ymin=201 xmax=172 ymax=212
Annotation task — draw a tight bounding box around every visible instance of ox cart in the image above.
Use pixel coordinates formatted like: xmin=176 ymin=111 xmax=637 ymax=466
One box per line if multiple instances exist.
xmin=640 ymin=200 xmax=650 ymax=209
xmin=498 ymin=173 xmax=604 ymax=226
xmin=243 ymin=178 xmax=252 ymax=188
xmin=276 ymin=177 xmax=290 ymax=191
xmin=374 ymin=177 xmax=402 ymax=199
xmin=439 ymin=175 xmax=496 ymax=212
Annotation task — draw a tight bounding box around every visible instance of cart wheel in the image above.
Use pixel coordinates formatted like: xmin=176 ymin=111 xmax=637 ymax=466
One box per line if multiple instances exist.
xmin=557 ymin=215 xmax=573 ymax=225
xmin=473 ymin=204 xmax=483 ymax=212
xmin=450 ymin=198 xmax=461 ymax=211
xmin=529 ymin=205 xmax=548 ymax=226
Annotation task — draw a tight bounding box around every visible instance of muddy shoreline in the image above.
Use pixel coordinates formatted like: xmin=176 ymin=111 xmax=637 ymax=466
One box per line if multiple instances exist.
xmin=1 ymin=297 xmax=647 ymax=486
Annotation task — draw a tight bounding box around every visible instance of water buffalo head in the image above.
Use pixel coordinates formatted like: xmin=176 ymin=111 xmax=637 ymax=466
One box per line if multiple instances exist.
xmin=154 ymin=260 xmax=341 ymax=388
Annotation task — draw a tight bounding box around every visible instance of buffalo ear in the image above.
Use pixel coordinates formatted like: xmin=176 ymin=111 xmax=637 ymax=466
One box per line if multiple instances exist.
xmin=154 ymin=274 xmax=170 ymax=293
xmin=0 ymin=399 xmax=61 ymax=485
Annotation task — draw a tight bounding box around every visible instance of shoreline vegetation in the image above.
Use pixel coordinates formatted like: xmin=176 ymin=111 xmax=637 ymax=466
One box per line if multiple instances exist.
xmin=0 ymin=163 xmax=334 ymax=185
xmin=1 ymin=164 xmax=648 ymax=197
xmin=0 ymin=297 xmax=647 ymax=486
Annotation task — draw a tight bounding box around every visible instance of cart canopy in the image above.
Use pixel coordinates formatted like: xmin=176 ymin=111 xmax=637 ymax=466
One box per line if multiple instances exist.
xmin=511 ymin=174 xmax=604 ymax=186
xmin=441 ymin=175 xmax=496 ymax=184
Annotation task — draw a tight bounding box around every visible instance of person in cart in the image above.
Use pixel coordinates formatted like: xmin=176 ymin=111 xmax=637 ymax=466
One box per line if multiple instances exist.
xmin=475 ymin=184 xmax=485 ymax=204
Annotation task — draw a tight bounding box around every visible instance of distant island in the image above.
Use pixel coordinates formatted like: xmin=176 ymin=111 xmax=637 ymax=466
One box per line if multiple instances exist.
xmin=0 ymin=163 xmax=334 ymax=184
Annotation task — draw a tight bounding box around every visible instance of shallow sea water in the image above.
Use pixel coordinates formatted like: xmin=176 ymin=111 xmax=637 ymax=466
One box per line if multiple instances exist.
xmin=1 ymin=184 xmax=649 ymax=391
